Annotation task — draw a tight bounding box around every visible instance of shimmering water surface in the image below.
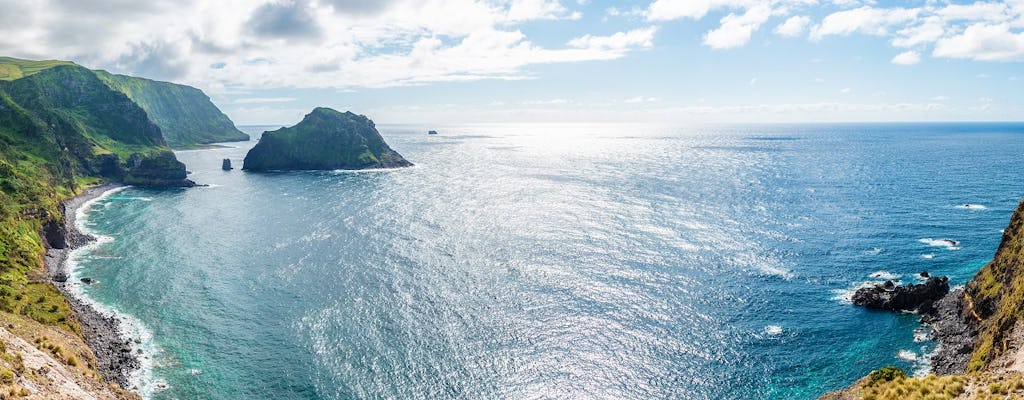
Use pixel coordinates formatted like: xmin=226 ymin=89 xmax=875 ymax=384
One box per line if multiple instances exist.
xmin=72 ymin=123 xmax=1024 ymax=399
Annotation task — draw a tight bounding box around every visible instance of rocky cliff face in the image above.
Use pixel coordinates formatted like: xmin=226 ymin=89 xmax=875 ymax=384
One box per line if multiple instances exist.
xmin=243 ymin=107 xmax=412 ymax=171
xmin=95 ymin=71 xmax=249 ymax=148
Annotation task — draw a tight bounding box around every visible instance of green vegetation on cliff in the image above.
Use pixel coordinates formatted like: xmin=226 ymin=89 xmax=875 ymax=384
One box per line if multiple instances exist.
xmin=243 ymin=107 xmax=411 ymax=171
xmin=0 ymin=62 xmax=193 ymax=338
xmin=94 ymin=71 xmax=248 ymax=148
xmin=963 ymin=200 xmax=1024 ymax=372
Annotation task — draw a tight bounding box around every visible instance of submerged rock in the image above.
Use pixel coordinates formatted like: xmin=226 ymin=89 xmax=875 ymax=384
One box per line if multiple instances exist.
xmin=852 ymin=276 xmax=950 ymax=313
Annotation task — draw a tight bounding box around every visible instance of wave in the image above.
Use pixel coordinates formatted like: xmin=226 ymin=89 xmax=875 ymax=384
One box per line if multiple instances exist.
xmin=764 ymin=325 xmax=783 ymax=336
xmin=897 ymin=349 xmax=918 ymax=361
xmin=869 ymin=270 xmax=900 ymax=280
xmin=920 ymin=253 xmax=935 ymax=259
xmin=69 ymin=187 xmax=163 ymax=398
xmin=954 ymin=204 xmax=987 ymax=210
xmin=864 ymin=247 xmax=882 ymax=255
xmin=919 ymin=238 xmax=960 ymax=250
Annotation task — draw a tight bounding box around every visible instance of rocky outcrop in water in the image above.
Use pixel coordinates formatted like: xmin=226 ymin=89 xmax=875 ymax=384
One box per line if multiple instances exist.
xmin=851 ymin=277 xmax=950 ymax=313
xmin=243 ymin=107 xmax=412 ymax=171
xmin=124 ymin=152 xmax=195 ymax=187
xmin=222 ymin=158 xmax=233 ymax=170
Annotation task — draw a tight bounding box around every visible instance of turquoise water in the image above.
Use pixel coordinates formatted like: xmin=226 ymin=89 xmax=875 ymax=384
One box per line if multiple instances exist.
xmin=71 ymin=123 xmax=1024 ymax=399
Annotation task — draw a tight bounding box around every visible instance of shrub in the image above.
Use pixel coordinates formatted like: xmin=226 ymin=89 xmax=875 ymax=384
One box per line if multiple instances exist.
xmin=867 ymin=366 xmax=907 ymax=386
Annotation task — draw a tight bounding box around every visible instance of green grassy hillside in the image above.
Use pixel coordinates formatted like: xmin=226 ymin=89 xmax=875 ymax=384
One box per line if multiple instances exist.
xmin=0 ymin=62 xmax=193 ymax=333
xmin=0 ymin=57 xmax=74 ymax=81
xmin=95 ymin=71 xmax=248 ymax=148
xmin=0 ymin=57 xmax=247 ymax=149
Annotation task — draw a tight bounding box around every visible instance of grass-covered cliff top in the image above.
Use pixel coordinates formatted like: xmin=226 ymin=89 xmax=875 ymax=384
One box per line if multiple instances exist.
xmin=0 ymin=57 xmax=75 ymax=81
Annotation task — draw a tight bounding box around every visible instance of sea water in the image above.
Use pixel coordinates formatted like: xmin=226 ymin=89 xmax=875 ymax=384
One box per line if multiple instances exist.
xmin=70 ymin=123 xmax=1024 ymax=399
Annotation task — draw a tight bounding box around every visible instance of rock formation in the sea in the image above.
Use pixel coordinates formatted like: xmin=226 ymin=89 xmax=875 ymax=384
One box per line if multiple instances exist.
xmin=851 ymin=277 xmax=949 ymax=313
xmin=428 ymin=130 xmax=438 ymax=135
xmin=222 ymin=158 xmax=233 ymax=170
xmin=94 ymin=70 xmax=249 ymax=148
xmin=242 ymin=107 xmax=412 ymax=171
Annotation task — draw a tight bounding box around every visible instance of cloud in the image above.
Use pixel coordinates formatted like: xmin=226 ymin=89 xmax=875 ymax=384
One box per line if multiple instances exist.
xmin=319 ymin=0 xmax=396 ymax=15
xmin=933 ymin=23 xmax=1024 ymax=62
xmin=891 ymin=50 xmax=921 ymax=65
xmin=703 ymin=4 xmax=775 ymax=49
xmin=811 ymin=6 xmax=920 ymax=40
xmin=774 ymin=15 xmax=810 ymax=37
xmin=247 ymin=1 xmax=323 ymax=39
xmin=0 ymin=0 xmax=657 ymax=90
xmin=233 ymin=97 xmax=299 ymax=104
xmin=624 ymin=96 xmax=659 ymax=103
xmin=567 ymin=27 xmax=658 ymax=50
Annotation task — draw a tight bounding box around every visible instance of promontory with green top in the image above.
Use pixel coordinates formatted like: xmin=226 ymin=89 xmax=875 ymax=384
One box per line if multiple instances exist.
xmin=242 ymin=107 xmax=412 ymax=171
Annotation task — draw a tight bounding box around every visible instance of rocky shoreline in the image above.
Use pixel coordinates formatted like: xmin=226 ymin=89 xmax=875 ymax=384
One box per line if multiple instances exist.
xmin=42 ymin=183 xmax=141 ymax=390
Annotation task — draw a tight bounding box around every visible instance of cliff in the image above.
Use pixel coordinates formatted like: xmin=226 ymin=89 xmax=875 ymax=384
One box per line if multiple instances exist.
xmin=823 ymin=199 xmax=1024 ymax=399
xmin=242 ymin=107 xmax=411 ymax=171
xmin=0 ymin=58 xmax=200 ymax=397
xmin=95 ymin=71 xmax=249 ymax=148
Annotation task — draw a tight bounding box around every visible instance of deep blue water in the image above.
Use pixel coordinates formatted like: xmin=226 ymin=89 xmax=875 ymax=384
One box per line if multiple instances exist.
xmin=70 ymin=123 xmax=1024 ymax=399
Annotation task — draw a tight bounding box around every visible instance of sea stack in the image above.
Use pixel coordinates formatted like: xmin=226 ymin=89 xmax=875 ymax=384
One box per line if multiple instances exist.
xmin=222 ymin=159 xmax=233 ymax=170
xmin=242 ymin=107 xmax=412 ymax=171
xmin=428 ymin=130 xmax=438 ymax=135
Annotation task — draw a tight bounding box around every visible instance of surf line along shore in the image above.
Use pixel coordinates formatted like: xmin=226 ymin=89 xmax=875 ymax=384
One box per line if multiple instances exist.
xmin=42 ymin=183 xmax=142 ymax=391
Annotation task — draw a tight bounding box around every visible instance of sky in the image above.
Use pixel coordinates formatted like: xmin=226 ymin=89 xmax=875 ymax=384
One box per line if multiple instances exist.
xmin=1 ymin=0 xmax=1023 ymax=125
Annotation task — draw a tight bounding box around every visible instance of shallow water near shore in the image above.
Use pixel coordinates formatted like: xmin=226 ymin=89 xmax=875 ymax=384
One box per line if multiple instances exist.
xmin=72 ymin=123 xmax=1024 ymax=399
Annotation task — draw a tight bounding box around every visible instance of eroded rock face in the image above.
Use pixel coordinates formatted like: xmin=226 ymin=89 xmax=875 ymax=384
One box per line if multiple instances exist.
xmin=852 ymin=277 xmax=950 ymax=313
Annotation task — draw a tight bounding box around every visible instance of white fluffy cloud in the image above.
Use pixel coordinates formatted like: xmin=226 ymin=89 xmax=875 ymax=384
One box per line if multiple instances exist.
xmin=0 ymin=0 xmax=652 ymax=91
xmin=891 ymin=50 xmax=921 ymax=65
xmin=567 ymin=27 xmax=658 ymax=50
xmin=774 ymin=15 xmax=811 ymax=37
xmin=933 ymin=22 xmax=1024 ymax=61
xmin=810 ymin=6 xmax=921 ymax=40
xmin=703 ymin=4 xmax=775 ymax=49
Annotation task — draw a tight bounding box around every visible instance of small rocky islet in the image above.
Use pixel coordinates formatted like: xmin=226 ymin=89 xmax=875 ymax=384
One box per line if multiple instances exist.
xmin=242 ymin=107 xmax=412 ymax=171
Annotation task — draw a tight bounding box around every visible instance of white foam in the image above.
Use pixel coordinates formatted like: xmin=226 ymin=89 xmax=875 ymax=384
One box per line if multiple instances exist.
xmin=897 ymin=349 xmax=918 ymax=361
xmin=954 ymin=204 xmax=987 ymax=210
xmin=832 ymin=281 xmax=879 ymax=304
xmin=869 ymin=271 xmax=899 ymax=280
xmin=920 ymin=254 xmax=935 ymax=259
xmin=69 ymin=186 xmax=161 ymax=398
xmin=864 ymin=247 xmax=882 ymax=255
xmin=919 ymin=238 xmax=960 ymax=250
xmin=764 ymin=325 xmax=783 ymax=336
xmin=913 ymin=327 xmax=931 ymax=343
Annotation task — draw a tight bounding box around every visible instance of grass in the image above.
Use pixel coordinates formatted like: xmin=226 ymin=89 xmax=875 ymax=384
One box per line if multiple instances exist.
xmin=0 ymin=57 xmax=74 ymax=81
xmin=861 ymin=373 xmax=966 ymax=400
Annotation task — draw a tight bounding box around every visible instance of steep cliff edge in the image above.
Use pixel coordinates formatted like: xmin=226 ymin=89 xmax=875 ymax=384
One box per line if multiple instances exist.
xmin=243 ymin=107 xmax=411 ymax=171
xmin=95 ymin=70 xmax=248 ymax=148
xmin=0 ymin=59 xmax=200 ymax=397
xmin=822 ymin=199 xmax=1024 ymax=399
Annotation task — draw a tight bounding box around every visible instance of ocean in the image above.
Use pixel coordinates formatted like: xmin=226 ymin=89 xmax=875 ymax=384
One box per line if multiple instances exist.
xmin=69 ymin=123 xmax=1024 ymax=399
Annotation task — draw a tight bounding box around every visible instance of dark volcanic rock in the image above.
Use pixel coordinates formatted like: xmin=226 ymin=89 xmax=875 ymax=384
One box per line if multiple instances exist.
xmin=124 ymin=152 xmax=196 ymax=187
xmin=921 ymin=288 xmax=976 ymax=374
xmin=852 ymin=276 xmax=950 ymax=313
xmin=243 ymin=107 xmax=412 ymax=171
xmin=222 ymin=158 xmax=233 ymax=170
